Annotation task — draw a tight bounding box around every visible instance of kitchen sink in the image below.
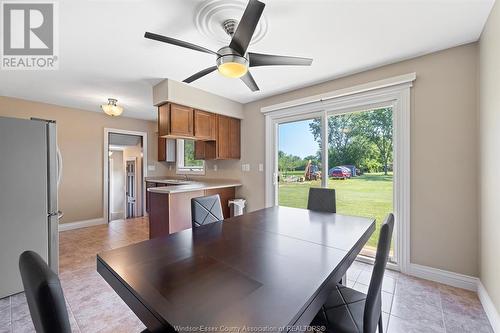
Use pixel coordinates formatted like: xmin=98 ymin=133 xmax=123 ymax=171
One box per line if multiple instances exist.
xmin=157 ymin=180 xmax=192 ymax=185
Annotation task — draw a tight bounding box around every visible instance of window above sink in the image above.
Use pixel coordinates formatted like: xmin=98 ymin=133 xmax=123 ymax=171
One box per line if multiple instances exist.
xmin=176 ymin=139 xmax=205 ymax=175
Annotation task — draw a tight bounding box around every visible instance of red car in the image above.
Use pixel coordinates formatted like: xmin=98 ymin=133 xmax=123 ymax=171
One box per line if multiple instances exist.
xmin=329 ymin=166 xmax=352 ymax=179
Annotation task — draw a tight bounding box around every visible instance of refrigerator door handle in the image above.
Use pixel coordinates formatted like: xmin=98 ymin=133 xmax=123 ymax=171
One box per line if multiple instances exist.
xmin=56 ymin=148 xmax=63 ymax=187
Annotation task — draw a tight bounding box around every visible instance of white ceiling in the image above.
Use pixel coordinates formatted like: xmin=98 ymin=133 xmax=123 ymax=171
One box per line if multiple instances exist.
xmin=0 ymin=0 xmax=494 ymax=120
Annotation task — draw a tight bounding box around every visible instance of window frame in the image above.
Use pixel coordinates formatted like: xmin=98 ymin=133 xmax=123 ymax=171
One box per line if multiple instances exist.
xmin=175 ymin=139 xmax=205 ymax=175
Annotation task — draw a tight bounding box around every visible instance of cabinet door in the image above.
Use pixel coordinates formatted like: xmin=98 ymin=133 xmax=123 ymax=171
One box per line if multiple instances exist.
xmin=158 ymin=138 xmax=176 ymax=162
xmin=158 ymin=137 xmax=166 ymax=161
xmin=158 ymin=104 xmax=170 ymax=137
xmin=170 ymin=104 xmax=194 ymax=137
xmin=194 ymin=110 xmax=216 ymax=140
xmin=204 ymin=187 xmax=236 ymax=219
xmin=217 ymin=115 xmax=230 ymax=159
xmin=229 ymin=117 xmax=241 ymax=159
xmin=194 ymin=141 xmax=205 ymax=160
xmin=145 ymin=182 xmax=157 ymax=213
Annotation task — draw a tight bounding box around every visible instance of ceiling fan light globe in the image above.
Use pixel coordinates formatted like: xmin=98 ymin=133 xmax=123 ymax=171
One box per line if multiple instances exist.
xmin=216 ymin=54 xmax=248 ymax=78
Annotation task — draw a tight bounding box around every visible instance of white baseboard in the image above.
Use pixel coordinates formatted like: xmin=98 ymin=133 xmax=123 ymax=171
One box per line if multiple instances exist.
xmin=408 ymin=264 xmax=500 ymax=331
xmin=408 ymin=263 xmax=478 ymax=291
xmin=58 ymin=218 xmax=106 ymax=231
xmin=478 ymin=281 xmax=500 ymax=333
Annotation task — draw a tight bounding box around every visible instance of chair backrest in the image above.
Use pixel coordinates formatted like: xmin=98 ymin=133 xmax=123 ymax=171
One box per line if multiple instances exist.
xmin=18 ymin=251 xmax=72 ymax=333
xmin=191 ymin=194 xmax=224 ymax=228
xmin=307 ymin=188 xmax=336 ymax=213
xmin=363 ymin=213 xmax=395 ymax=333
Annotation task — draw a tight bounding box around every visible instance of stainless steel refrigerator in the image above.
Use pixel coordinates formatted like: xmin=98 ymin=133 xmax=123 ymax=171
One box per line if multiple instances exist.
xmin=0 ymin=116 xmax=62 ymax=298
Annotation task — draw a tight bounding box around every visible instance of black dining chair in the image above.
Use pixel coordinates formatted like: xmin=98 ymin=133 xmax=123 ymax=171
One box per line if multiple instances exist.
xmin=191 ymin=194 xmax=224 ymax=228
xmin=19 ymin=251 xmax=72 ymax=333
xmin=311 ymin=213 xmax=395 ymax=333
xmin=19 ymin=251 xmax=151 ymax=333
xmin=307 ymin=188 xmax=336 ymax=213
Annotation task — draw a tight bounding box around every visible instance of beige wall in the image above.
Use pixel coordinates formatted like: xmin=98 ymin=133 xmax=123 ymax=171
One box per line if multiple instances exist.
xmin=0 ymin=96 xmax=170 ymax=224
xmin=240 ymin=44 xmax=479 ymax=276
xmin=479 ymin=0 xmax=500 ymax=314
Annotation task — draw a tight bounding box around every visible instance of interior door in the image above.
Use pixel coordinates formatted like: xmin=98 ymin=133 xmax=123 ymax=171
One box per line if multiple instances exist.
xmin=126 ymin=160 xmax=136 ymax=218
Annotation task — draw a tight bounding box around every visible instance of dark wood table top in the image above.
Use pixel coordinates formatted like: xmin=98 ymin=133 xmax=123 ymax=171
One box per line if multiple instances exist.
xmin=97 ymin=206 xmax=375 ymax=333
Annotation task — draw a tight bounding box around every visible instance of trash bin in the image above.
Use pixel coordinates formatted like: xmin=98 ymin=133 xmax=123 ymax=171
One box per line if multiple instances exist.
xmin=228 ymin=199 xmax=246 ymax=217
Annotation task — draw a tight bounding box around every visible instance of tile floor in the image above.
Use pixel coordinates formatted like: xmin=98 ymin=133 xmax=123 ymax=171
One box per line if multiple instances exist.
xmin=0 ymin=217 xmax=494 ymax=333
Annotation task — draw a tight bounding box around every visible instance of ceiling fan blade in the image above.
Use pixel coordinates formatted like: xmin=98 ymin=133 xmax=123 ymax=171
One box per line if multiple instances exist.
xmin=229 ymin=0 xmax=265 ymax=56
xmin=144 ymin=32 xmax=218 ymax=56
xmin=248 ymin=52 xmax=313 ymax=67
xmin=183 ymin=66 xmax=218 ymax=83
xmin=241 ymin=71 xmax=259 ymax=92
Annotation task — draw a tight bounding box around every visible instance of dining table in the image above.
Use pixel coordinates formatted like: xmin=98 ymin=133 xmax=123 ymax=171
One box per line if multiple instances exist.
xmin=97 ymin=206 xmax=375 ymax=333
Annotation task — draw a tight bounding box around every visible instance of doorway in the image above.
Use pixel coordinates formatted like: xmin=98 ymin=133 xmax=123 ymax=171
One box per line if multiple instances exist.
xmin=104 ymin=129 xmax=148 ymax=223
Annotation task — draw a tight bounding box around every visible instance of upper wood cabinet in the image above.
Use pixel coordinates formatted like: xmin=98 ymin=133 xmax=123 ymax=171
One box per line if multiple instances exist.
xmin=158 ymin=102 xmax=240 ymax=160
xmin=228 ymin=117 xmax=241 ymax=159
xmin=194 ymin=110 xmax=216 ymax=140
xmin=158 ymin=104 xmax=170 ymax=137
xmin=194 ymin=115 xmax=240 ymax=160
xmin=170 ymin=104 xmax=194 ymax=137
xmin=158 ymin=103 xmax=194 ymax=138
xmin=158 ymin=137 xmax=176 ymax=162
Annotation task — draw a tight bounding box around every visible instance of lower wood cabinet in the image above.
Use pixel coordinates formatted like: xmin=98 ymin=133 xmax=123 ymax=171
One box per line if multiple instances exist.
xmin=148 ymin=187 xmax=237 ymax=239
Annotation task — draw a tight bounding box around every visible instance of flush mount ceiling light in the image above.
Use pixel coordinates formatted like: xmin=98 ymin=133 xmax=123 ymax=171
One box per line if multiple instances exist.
xmin=101 ymin=98 xmax=123 ymax=117
xmin=144 ymin=0 xmax=313 ymax=92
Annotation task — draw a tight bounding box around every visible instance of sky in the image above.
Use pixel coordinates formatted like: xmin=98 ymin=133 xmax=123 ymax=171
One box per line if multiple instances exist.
xmin=278 ymin=119 xmax=319 ymax=158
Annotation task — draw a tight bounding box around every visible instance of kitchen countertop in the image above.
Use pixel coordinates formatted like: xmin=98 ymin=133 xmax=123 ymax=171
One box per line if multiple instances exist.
xmin=147 ymin=179 xmax=242 ymax=194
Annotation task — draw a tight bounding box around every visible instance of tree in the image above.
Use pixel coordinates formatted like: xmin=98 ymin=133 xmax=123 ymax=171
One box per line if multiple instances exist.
xmin=309 ymin=114 xmax=368 ymax=168
xmin=354 ymin=108 xmax=393 ymax=175
xmin=308 ymin=108 xmax=393 ymax=174
xmin=278 ymin=151 xmax=303 ymax=175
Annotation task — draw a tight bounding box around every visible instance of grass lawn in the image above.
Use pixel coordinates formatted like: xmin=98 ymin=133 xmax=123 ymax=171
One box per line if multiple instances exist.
xmin=278 ymin=172 xmax=393 ymax=250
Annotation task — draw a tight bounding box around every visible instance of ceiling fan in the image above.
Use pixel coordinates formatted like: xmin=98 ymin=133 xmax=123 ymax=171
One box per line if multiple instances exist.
xmin=144 ymin=0 xmax=313 ymax=92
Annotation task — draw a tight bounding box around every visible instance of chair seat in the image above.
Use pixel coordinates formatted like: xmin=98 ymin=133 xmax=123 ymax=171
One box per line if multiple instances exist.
xmin=311 ymin=284 xmax=367 ymax=333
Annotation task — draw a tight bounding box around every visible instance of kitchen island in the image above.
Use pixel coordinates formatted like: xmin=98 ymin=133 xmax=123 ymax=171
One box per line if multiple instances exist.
xmin=146 ymin=179 xmax=241 ymax=239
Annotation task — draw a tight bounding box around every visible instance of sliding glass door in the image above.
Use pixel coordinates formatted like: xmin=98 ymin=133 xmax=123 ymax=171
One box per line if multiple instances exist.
xmin=278 ymin=117 xmax=322 ymax=209
xmin=274 ymin=107 xmax=395 ymax=261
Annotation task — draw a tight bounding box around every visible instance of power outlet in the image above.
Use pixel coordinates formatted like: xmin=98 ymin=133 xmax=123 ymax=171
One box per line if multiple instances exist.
xmin=258 ymin=163 xmax=264 ymax=172
xmin=213 ymin=164 xmax=218 ymax=171
xmin=148 ymin=165 xmax=156 ymax=171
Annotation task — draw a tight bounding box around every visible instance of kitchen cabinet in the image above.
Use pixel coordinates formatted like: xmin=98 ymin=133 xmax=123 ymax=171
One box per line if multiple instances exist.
xmin=205 ymin=187 xmax=235 ymax=219
xmin=194 ymin=115 xmax=240 ymax=160
xmin=157 ymin=102 xmax=240 ymax=160
xmin=170 ymin=104 xmax=193 ymax=137
xmin=194 ymin=110 xmax=216 ymax=140
xmin=158 ymin=137 xmax=176 ymax=162
xmin=145 ymin=181 xmax=157 ymax=213
xmin=148 ymin=186 xmax=237 ymax=238
xmin=157 ymin=103 xmax=194 ymax=138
